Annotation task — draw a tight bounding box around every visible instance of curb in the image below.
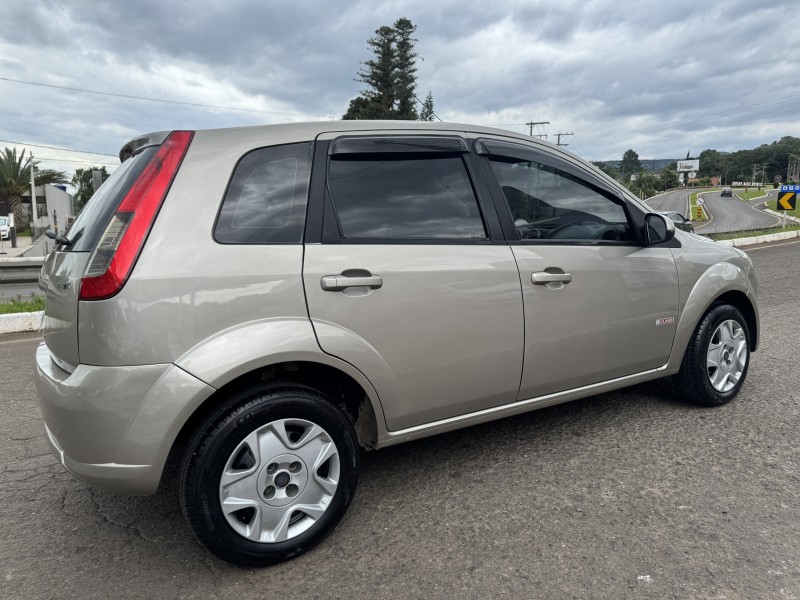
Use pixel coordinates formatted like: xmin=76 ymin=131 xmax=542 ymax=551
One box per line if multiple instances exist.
xmin=0 ymin=311 xmax=43 ymax=334
xmin=715 ymin=229 xmax=800 ymax=247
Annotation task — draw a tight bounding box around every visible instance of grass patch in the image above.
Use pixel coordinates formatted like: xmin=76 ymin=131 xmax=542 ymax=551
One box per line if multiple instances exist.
xmin=689 ymin=189 xmax=715 ymax=221
xmin=706 ymin=224 xmax=800 ymax=241
xmin=0 ymin=295 xmax=45 ymax=314
xmin=766 ymin=198 xmax=800 ymax=218
xmin=737 ymin=188 xmax=770 ymax=201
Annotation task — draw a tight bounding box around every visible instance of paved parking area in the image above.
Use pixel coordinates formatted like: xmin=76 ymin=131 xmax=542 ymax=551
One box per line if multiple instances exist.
xmin=1 ymin=240 xmax=799 ymax=599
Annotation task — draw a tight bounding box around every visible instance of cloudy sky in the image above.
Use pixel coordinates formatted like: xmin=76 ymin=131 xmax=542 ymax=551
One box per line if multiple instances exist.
xmin=1 ymin=0 xmax=798 ymax=179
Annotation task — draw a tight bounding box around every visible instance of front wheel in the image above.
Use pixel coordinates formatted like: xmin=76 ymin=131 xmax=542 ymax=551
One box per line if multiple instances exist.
xmin=674 ymin=303 xmax=751 ymax=406
xmin=180 ymin=385 xmax=359 ymax=567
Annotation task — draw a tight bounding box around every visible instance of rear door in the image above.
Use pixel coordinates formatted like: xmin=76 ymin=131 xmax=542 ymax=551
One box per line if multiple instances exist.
xmin=473 ymin=136 xmax=680 ymax=399
xmin=302 ymin=134 xmax=524 ymax=431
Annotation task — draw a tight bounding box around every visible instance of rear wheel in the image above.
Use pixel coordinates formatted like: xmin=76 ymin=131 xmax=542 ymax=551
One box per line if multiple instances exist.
xmin=674 ymin=303 xmax=750 ymax=406
xmin=180 ymin=385 xmax=359 ymax=567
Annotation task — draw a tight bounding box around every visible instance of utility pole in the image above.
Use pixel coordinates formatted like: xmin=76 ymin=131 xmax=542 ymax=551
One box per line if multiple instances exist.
xmin=526 ymin=121 xmax=549 ymax=137
xmin=30 ymin=153 xmax=37 ymax=236
xmin=555 ymin=132 xmax=573 ymax=147
xmin=788 ymin=154 xmax=800 ymax=182
xmin=751 ymin=164 xmax=758 ymax=187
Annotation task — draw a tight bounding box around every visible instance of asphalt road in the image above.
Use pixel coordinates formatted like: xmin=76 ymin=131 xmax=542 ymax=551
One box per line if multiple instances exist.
xmin=2 ymin=240 xmax=800 ymax=599
xmin=645 ymin=189 xmax=689 ymax=216
xmin=695 ymin=190 xmax=781 ymax=234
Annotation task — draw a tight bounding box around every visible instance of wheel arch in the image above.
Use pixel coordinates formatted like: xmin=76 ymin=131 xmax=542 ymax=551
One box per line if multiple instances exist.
xmin=668 ymin=262 xmax=758 ymax=371
xmin=162 ymin=360 xmax=381 ymax=491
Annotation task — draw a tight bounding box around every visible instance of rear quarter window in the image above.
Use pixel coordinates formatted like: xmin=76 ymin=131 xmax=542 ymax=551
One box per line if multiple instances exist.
xmin=215 ymin=142 xmax=312 ymax=244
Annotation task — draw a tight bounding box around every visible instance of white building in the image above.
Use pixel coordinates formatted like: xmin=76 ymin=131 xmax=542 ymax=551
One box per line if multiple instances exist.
xmin=23 ymin=184 xmax=75 ymax=234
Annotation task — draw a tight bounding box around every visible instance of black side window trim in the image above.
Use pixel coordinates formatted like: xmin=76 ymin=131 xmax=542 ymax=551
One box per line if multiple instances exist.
xmin=329 ymin=135 xmax=469 ymax=156
xmin=318 ymin=145 xmax=503 ymax=245
xmin=475 ymin=137 xmax=626 ymax=200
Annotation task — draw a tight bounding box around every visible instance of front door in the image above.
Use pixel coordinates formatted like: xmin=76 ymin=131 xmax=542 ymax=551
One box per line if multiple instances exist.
xmin=476 ymin=137 xmax=679 ymax=399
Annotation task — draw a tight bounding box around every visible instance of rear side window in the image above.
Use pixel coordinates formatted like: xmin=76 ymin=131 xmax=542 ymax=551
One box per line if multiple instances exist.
xmin=215 ymin=142 xmax=312 ymax=244
xmin=66 ymin=146 xmax=157 ymax=252
xmin=326 ymin=155 xmax=487 ymax=240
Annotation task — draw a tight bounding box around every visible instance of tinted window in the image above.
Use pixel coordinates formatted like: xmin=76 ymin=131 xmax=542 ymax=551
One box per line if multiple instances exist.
xmin=488 ymin=157 xmax=633 ymax=242
xmin=65 ymin=146 xmax=157 ymax=252
xmin=327 ymin=155 xmax=486 ymax=239
xmin=215 ymin=142 xmax=312 ymax=244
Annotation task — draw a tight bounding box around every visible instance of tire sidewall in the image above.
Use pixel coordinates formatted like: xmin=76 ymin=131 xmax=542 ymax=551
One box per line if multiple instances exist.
xmin=694 ymin=304 xmax=751 ymax=405
xmin=182 ymin=387 xmax=359 ymax=566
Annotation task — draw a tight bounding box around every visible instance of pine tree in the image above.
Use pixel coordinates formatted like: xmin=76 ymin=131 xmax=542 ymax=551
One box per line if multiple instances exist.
xmin=392 ymin=18 xmax=418 ymax=120
xmin=342 ymin=18 xmax=422 ymax=120
xmin=419 ymin=91 xmax=435 ymax=121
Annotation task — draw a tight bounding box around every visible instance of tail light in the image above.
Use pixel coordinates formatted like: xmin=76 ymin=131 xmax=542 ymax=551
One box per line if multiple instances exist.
xmin=80 ymin=130 xmax=194 ymax=300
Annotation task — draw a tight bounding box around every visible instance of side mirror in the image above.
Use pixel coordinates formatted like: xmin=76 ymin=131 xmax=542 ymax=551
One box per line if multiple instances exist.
xmin=645 ymin=213 xmax=676 ymax=245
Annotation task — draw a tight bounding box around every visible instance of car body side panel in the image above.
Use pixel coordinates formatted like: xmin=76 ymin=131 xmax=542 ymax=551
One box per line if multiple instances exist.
xmin=512 ymin=244 xmax=679 ymax=399
xmin=78 ymin=130 xmax=310 ymax=367
xmin=304 ymin=244 xmax=525 ymax=431
xmin=666 ymin=233 xmax=758 ymax=369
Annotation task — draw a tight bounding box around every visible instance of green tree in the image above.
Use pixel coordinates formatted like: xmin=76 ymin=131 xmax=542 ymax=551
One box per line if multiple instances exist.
xmin=620 ymin=149 xmax=641 ymax=183
xmin=660 ymin=168 xmax=679 ymax=190
xmin=71 ymin=166 xmax=109 ymax=213
xmin=0 ymin=148 xmax=67 ymax=231
xmin=393 ymin=18 xmax=419 ymax=120
xmin=419 ymin=91 xmax=435 ymax=121
xmin=343 ymin=18 xmax=423 ymax=120
xmin=627 ymin=170 xmax=657 ymax=198
xmin=591 ymin=161 xmax=619 ymax=180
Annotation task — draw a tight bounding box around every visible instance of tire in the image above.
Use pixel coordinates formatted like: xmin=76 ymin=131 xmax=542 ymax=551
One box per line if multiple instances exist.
xmin=180 ymin=384 xmax=359 ymax=567
xmin=674 ymin=303 xmax=751 ymax=407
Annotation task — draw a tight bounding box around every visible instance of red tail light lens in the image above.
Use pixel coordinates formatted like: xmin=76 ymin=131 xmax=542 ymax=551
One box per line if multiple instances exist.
xmin=80 ymin=130 xmax=194 ymax=300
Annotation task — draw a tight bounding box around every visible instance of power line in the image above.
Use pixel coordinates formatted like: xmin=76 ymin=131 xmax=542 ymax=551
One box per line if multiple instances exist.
xmin=413 ymin=94 xmax=443 ymax=122
xmin=0 ymin=76 xmax=327 ymax=119
xmin=0 ymin=138 xmax=116 ymax=157
xmin=33 ymin=157 xmax=118 ymax=167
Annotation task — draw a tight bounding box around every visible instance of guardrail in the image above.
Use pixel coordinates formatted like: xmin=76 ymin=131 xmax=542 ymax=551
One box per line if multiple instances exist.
xmin=0 ymin=257 xmax=45 ymax=284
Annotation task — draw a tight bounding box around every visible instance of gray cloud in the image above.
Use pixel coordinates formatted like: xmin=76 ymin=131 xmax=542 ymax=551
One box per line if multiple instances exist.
xmin=1 ymin=0 xmax=799 ymax=175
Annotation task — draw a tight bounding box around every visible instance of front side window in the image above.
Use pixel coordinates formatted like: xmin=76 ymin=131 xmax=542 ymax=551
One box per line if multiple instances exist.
xmin=326 ymin=155 xmax=487 ymax=240
xmin=215 ymin=142 xmax=312 ymax=244
xmin=488 ymin=156 xmax=633 ymax=242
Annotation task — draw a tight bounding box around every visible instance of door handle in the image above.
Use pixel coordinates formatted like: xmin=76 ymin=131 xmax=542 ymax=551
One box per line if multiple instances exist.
xmin=532 ymin=272 xmax=572 ymax=285
xmin=321 ymin=274 xmax=383 ymax=292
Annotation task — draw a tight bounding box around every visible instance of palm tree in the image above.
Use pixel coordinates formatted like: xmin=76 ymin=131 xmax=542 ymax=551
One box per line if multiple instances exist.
xmin=0 ymin=148 xmax=67 ymax=232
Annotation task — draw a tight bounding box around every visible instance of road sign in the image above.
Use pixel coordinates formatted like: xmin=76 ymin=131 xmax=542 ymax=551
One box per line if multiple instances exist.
xmin=775 ymin=175 xmax=782 ymax=183
xmin=696 ymin=197 xmax=705 ymax=205
xmin=694 ymin=206 xmax=703 ymax=220
xmin=779 ymin=185 xmax=798 ymax=210
xmin=777 ymin=191 xmax=797 ymax=211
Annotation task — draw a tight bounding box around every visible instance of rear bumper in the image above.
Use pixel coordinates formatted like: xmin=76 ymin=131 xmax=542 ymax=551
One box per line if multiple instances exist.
xmin=34 ymin=343 xmax=215 ymax=495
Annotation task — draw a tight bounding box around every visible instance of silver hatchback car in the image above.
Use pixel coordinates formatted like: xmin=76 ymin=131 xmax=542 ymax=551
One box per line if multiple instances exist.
xmin=35 ymin=122 xmax=758 ymax=567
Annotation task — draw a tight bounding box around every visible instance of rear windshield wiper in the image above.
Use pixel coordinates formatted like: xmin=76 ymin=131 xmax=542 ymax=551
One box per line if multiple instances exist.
xmin=45 ymin=230 xmax=73 ymax=247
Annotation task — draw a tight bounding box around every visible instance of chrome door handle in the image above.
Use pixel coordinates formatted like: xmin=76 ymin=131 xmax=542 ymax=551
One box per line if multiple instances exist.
xmin=321 ymin=274 xmax=383 ymax=291
xmin=532 ymin=272 xmax=572 ymax=285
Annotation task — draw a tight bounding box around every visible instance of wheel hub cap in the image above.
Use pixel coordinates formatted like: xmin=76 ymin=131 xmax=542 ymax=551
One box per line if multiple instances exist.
xmin=218 ymin=418 xmax=341 ymax=544
xmin=706 ymin=319 xmax=747 ymax=393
